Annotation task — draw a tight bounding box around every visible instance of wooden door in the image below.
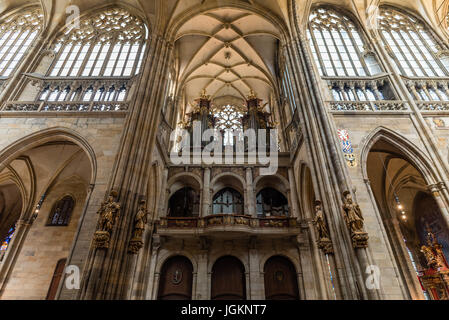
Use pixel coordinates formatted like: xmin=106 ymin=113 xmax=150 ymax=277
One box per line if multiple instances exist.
xmin=158 ymin=256 xmax=193 ymax=300
xmin=264 ymin=256 xmax=299 ymax=300
xmin=46 ymin=258 xmax=67 ymax=300
xmin=211 ymin=256 xmax=246 ymax=300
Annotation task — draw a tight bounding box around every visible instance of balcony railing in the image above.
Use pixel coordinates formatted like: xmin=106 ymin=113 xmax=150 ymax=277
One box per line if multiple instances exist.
xmin=157 ymin=214 xmax=300 ymax=237
xmin=0 ymin=74 xmax=134 ymax=113
xmin=324 ymin=74 xmax=394 ymax=102
xmin=1 ymin=101 xmax=129 ymax=112
xmin=329 ymin=100 xmax=409 ymax=112
xmin=416 ymin=101 xmax=449 ymax=111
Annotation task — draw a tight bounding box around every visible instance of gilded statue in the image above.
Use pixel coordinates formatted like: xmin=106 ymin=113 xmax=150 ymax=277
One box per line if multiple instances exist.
xmin=96 ymin=191 xmax=121 ymax=234
xmin=94 ymin=190 xmax=120 ymax=249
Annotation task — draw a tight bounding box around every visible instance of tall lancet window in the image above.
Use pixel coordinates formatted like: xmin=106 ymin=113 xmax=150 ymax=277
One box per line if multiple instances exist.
xmin=379 ymin=7 xmax=449 ymax=78
xmin=0 ymin=8 xmax=43 ymax=77
xmin=307 ymin=7 xmax=380 ymax=78
xmin=307 ymin=7 xmax=385 ymax=105
xmin=48 ymin=8 xmax=147 ymax=78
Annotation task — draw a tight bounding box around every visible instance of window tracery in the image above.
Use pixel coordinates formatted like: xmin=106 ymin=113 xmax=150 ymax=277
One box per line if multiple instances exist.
xmin=0 ymin=8 xmax=43 ymax=77
xmin=38 ymin=8 xmax=147 ymax=105
xmin=49 ymin=8 xmax=146 ymax=78
xmin=379 ymin=8 xmax=448 ymax=78
xmin=308 ymin=7 xmax=379 ymax=78
xmin=213 ymin=105 xmax=244 ymax=147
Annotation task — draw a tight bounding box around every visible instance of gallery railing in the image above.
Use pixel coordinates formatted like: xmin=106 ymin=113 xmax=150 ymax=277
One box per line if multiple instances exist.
xmin=158 ymin=214 xmax=299 ymax=232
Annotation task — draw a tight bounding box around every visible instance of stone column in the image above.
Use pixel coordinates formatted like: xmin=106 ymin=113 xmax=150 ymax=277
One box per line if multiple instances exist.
xmin=288 ymin=168 xmax=300 ymax=218
xmin=195 ymin=251 xmax=208 ymax=300
xmin=159 ymin=168 xmax=169 ymax=217
xmin=248 ymin=237 xmax=263 ymax=299
xmin=202 ymin=167 xmax=211 ymax=217
xmin=80 ymin=35 xmax=173 ymax=300
xmin=245 ymin=167 xmax=256 ymax=217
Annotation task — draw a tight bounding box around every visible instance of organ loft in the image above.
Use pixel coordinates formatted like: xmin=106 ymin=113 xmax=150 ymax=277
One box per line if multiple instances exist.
xmin=0 ymin=0 xmax=449 ymax=301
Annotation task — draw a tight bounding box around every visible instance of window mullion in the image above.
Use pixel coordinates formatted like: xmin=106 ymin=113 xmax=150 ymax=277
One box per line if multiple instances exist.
xmin=309 ymin=28 xmax=327 ymax=76
xmin=111 ymin=42 xmax=124 ymax=76
xmin=67 ymin=42 xmax=84 ymax=76
xmin=390 ymin=30 xmax=416 ymax=76
xmin=410 ymin=30 xmax=443 ymax=77
xmin=0 ymin=29 xmax=23 ymax=72
xmin=57 ymin=43 xmax=75 ymax=77
xmin=319 ymin=28 xmax=338 ymax=76
xmin=337 ymin=28 xmax=358 ymax=76
xmin=397 ymin=31 xmax=427 ymax=74
xmin=77 ymin=42 xmax=94 ymax=77
xmin=100 ymin=41 xmax=114 ymax=76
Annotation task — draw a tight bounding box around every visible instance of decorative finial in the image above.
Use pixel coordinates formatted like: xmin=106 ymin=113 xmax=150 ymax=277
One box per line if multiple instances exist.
xmin=200 ymin=89 xmax=210 ymax=100
xmin=247 ymin=90 xmax=257 ymax=100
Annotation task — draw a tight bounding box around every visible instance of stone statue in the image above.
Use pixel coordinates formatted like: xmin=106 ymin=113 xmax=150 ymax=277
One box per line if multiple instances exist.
xmin=128 ymin=200 xmax=149 ymax=254
xmin=314 ymin=200 xmax=329 ymax=240
xmin=342 ymin=191 xmax=364 ymax=233
xmin=94 ymin=190 xmax=120 ymax=249
xmin=342 ymin=191 xmax=369 ymax=249
xmin=313 ymin=200 xmax=333 ymax=254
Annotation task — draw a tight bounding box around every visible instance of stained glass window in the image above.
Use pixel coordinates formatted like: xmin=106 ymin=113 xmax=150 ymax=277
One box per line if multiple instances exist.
xmin=0 ymin=8 xmax=43 ymax=77
xmin=48 ymin=8 xmax=147 ymax=78
xmin=213 ymin=105 xmax=244 ymax=146
xmin=378 ymin=7 xmax=449 ymax=77
xmin=47 ymin=196 xmax=75 ymax=226
xmin=213 ymin=188 xmax=244 ymax=215
xmin=0 ymin=225 xmax=16 ymax=252
xmin=308 ymin=7 xmax=380 ymax=77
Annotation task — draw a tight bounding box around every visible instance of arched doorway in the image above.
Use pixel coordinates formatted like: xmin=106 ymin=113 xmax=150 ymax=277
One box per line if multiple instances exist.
xmin=366 ymin=138 xmax=449 ymax=300
xmin=264 ymin=256 xmax=299 ymax=300
xmin=157 ymin=256 xmax=194 ymax=300
xmin=211 ymin=256 xmax=246 ymax=300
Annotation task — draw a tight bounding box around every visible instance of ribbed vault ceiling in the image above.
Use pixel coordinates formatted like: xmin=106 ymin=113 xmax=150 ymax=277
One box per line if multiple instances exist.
xmin=175 ymin=8 xmax=280 ymax=108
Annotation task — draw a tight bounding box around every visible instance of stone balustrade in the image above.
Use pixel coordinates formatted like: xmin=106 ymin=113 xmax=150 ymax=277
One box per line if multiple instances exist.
xmin=329 ymin=100 xmax=409 ymax=112
xmin=2 ymin=101 xmax=129 ymax=112
xmin=157 ymin=214 xmax=300 ymax=237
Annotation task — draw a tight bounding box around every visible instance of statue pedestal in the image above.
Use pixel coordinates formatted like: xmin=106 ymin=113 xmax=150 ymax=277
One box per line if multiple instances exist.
xmin=351 ymin=232 xmax=369 ymax=249
xmin=318 ymin=238 xmax=333 ymax=254
xmin=93 ymin=231 xmax=111 ymax=249
xmin=128 ymin=238 xmax=144 ymax=254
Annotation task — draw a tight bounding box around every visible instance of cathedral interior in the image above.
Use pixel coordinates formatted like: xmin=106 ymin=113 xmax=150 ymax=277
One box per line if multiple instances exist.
xmin=1 ymin=0 xmax=449 ymax=301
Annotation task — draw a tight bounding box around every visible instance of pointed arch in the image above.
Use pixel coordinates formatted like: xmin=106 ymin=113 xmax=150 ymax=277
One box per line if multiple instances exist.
xmin=360 ymin=126 xmax=439 ymax=185
xmin=0 ymin=127 xmax=97 ymax=186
